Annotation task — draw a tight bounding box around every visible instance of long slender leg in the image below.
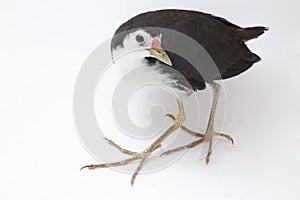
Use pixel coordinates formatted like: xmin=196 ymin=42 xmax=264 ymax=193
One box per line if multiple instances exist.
xmin=81 ymin=99 xmax=184 ymax=186
xmin=161 ymin=82 xmax=233 ymax=163
xmin=204 ymin=82 xmax=222 ymax=163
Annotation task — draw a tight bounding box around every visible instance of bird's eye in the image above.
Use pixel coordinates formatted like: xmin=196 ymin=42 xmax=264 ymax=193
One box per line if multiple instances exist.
xmin=135 ymin=35 xmax=144 ymax=43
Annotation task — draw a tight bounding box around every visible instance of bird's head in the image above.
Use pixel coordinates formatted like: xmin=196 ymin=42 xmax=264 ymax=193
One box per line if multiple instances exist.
xmin=111 ymin=29 xmax=172 ymax=66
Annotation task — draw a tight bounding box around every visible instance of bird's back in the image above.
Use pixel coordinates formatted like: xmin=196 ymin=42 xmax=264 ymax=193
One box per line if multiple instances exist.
xmin=114 ymin=9 xmax=267 ymax=90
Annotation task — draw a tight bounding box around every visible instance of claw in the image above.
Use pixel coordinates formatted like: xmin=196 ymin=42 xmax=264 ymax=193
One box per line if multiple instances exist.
xmin=205 ymin=156 xmax=210 ymax=165
xmin=216 ymin=133 xmax=234 ymax=145
xmin=80 ymin=165 xmax=94 ymax=170
xmin=159 ymin=152 xmax=167 ymax=157
xmin=165 ymin=113 xmax=175 ymax=121
xmin=159 ymin=150 xmax=175 ymax=157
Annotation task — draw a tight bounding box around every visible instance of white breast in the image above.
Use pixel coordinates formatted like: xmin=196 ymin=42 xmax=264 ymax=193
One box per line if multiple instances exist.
xmin=112 ymin=50 xmax=192 ymax=100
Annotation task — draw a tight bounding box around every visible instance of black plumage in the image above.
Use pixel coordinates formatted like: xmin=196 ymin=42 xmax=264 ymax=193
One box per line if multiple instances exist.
xmin=111 ymin=9 xmax=267 ymax=91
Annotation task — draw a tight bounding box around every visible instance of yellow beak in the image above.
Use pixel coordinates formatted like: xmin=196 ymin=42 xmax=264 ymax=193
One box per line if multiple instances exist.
xmin=149 ymin=48 xmax=172 ymax=66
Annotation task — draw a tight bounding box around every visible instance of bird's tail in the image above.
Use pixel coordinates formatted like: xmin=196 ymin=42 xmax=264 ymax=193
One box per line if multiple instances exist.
xmin=240 ymin=26 xmax=268 ymax=42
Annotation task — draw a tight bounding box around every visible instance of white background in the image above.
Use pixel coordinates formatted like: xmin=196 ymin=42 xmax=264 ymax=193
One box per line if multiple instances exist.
xmin=1 ymin=0 xmax=300 ymax=199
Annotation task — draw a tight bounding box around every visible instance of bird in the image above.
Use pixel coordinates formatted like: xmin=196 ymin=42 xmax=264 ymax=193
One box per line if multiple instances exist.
xmin=81 ymin=9 xmax=267 ymax=185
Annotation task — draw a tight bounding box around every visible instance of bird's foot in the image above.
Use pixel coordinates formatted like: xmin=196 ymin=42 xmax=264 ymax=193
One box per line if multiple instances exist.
xmin=81 ymin=100 xmax=184 ymax=186
xmin=162 ymin=114 xmax=233 ymax=164
xmin=80 ymin=142 xmax=159 ymax=186
xmin=201 ymin=129 xmax=233 ymax=164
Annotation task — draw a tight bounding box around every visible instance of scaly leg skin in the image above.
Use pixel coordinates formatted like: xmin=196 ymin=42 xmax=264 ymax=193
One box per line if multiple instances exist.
xmin=161 ymin=82 xmax=234 ymax=164
xmin=80 ymin=100 xmax=184 ymax=186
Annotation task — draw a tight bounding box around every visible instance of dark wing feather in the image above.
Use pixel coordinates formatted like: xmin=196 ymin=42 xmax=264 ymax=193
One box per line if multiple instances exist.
xmin=113 ymin=9 xmax=266 ymax=91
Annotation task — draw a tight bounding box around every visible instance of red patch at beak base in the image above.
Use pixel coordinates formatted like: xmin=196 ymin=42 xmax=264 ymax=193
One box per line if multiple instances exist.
xmin=151 ymin=39 xmax=162 ymax=50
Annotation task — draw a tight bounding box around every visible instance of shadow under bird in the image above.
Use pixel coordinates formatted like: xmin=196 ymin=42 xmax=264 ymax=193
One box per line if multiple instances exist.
xmin=81 ymin=9 xmax=268 ymax=185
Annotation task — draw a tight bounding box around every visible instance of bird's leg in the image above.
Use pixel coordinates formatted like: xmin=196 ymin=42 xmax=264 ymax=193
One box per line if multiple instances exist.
xmin=161 ymin=82 xmax=233 ymax=164
xmin=81 ymin=99 xmax=184 ymax=186
xmin=201 ymin=82 xmax=234 ymax=163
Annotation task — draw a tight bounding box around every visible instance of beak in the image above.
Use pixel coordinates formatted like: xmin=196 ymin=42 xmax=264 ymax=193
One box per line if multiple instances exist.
xmin=148 ymin=39 xmax=172 ymax=66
